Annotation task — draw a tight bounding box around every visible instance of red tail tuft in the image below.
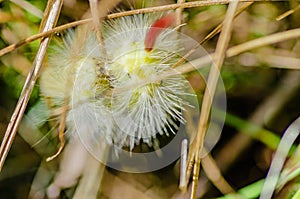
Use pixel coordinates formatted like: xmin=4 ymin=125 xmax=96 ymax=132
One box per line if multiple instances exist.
xmin=144 ymin=13 xmax=175 ymax=52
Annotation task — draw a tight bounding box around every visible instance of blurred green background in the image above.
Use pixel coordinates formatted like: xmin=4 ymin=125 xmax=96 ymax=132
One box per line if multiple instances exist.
xmin=0 ymin=0 xmax=300 ymax=198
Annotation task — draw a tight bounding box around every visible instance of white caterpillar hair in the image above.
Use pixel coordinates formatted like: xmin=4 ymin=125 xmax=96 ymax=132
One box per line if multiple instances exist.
xmin=40 ymin=13 xmax=191 ymax=151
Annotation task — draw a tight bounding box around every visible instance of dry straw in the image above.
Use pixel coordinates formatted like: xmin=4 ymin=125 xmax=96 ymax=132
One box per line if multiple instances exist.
xmin=1 ymin=1 xmax=300 ymax=199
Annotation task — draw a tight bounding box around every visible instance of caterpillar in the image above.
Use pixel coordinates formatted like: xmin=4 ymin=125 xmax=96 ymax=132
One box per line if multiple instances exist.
xmin=40 ymin=13 xmax=190 ymax=153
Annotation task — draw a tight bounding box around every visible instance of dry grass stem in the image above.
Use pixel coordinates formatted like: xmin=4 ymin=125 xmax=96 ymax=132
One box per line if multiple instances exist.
xmin=45 ymin=100 xmax=68 ymax=162
xmin=276 ymin=4 xmax=300 ymax=21
xmin=89 ymin=23 xmax=300 ymax=111
xmin=110 ymin=24 xmax=300 ymax=98
xmin=216 ymin=70 xmax=300 ymax=173
xmin=176 ymin=27 xmax=300 ymax=77
xmin=175 ymin=0 xmax=185 ymax=29
xmin=10 ymin=0 xmax=43 ymax=18
xmin=39 ymin=0 xmax=56 ymax=33
xmin=179 ymin=139 xmax=188 ymax=192
xmin=190 ymin=1 xmax=238 ymax=198
xmin=175 ymin=3 xmax=255 ymax=185
xmin=172 ymin=1 xmax=253 ymax=69
xmin=89 ymin=0 xmax=105 ymax=45
xmin=199 ymin=1 xmax=253 ymax=45
xmin=0 ymin=0 xmax=63 ymax=171
xmin=1 ymin=1 xmax=300 ymax=198
xmin=257 ymin=54 xmax=300 ymax=69
xmin=227 ymin=28 xmax=300 ymax=57
xmin=0 ymin=0 xmax=251 ymax=57
xmin=201 ymin=150 xmax=235 ymax=194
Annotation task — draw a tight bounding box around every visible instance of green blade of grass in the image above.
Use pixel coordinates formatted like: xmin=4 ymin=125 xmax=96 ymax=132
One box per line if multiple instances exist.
xmin=225 ymin=112 xmax=280 ymax=150
xmin=213 ymin=108 xmax=296 ymax=153
xmin=217 ymin=179 xmax=265 ymax=199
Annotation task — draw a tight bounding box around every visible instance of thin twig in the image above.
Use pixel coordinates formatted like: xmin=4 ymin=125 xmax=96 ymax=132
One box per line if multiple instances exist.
xmin=11 ymin=0 xmax=43 ymax=18
xmin=0 ymin=0 xmax=63 ymax=171
xmin=103 ymin=26 xmax=300 ymax=99
xmin=178 ymin=27 xmax=300 ymax=75
xmin=226 ymin=28 xmax=300 ymax=57
xmin=172 ymin=1 xmax=253 ymax=69
xmin=181 ymin=3 xmax=253 ymax=188
xmin=256 ymin=53 xmax=300 ymax=69
xmin=276 ymin=4 xmax=300 ymax=21
xmin=179 ymin=139 xmax=188 ymax=192
xmin=0 ymin=0 xmax=251 ymax=57
xmin=39 ymin=0 xmax=55 ymax=33
xmin=172 ymin=71 xmax=300 ymax=199
xmin=175 ymin=0 xmax=185 ymax=29
xmin=46 ymin=99 xmax=67 ymax=162
xmin=87 ymin=0 xmax=108 ymax=75
xmin=89 ymin=0 xmax=105 ymax=45
xmin=201 ymin=149 xmax=235 ymax=194
xmin=190 ymin=1 xmax=238 ymax=198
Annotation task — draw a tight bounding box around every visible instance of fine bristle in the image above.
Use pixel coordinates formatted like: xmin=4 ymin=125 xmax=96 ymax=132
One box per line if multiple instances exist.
xmin=41 ymin=13 xmax=190 ymax=151
xmin=144 ymin=13 xmax=175 ymax=51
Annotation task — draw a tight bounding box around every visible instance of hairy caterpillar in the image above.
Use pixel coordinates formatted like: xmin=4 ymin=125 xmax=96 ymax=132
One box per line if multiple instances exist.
xmin=37 ymin=5 xmax=228 ymax=197
xmin=40 ymin=13 xmax=190 ymax=153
